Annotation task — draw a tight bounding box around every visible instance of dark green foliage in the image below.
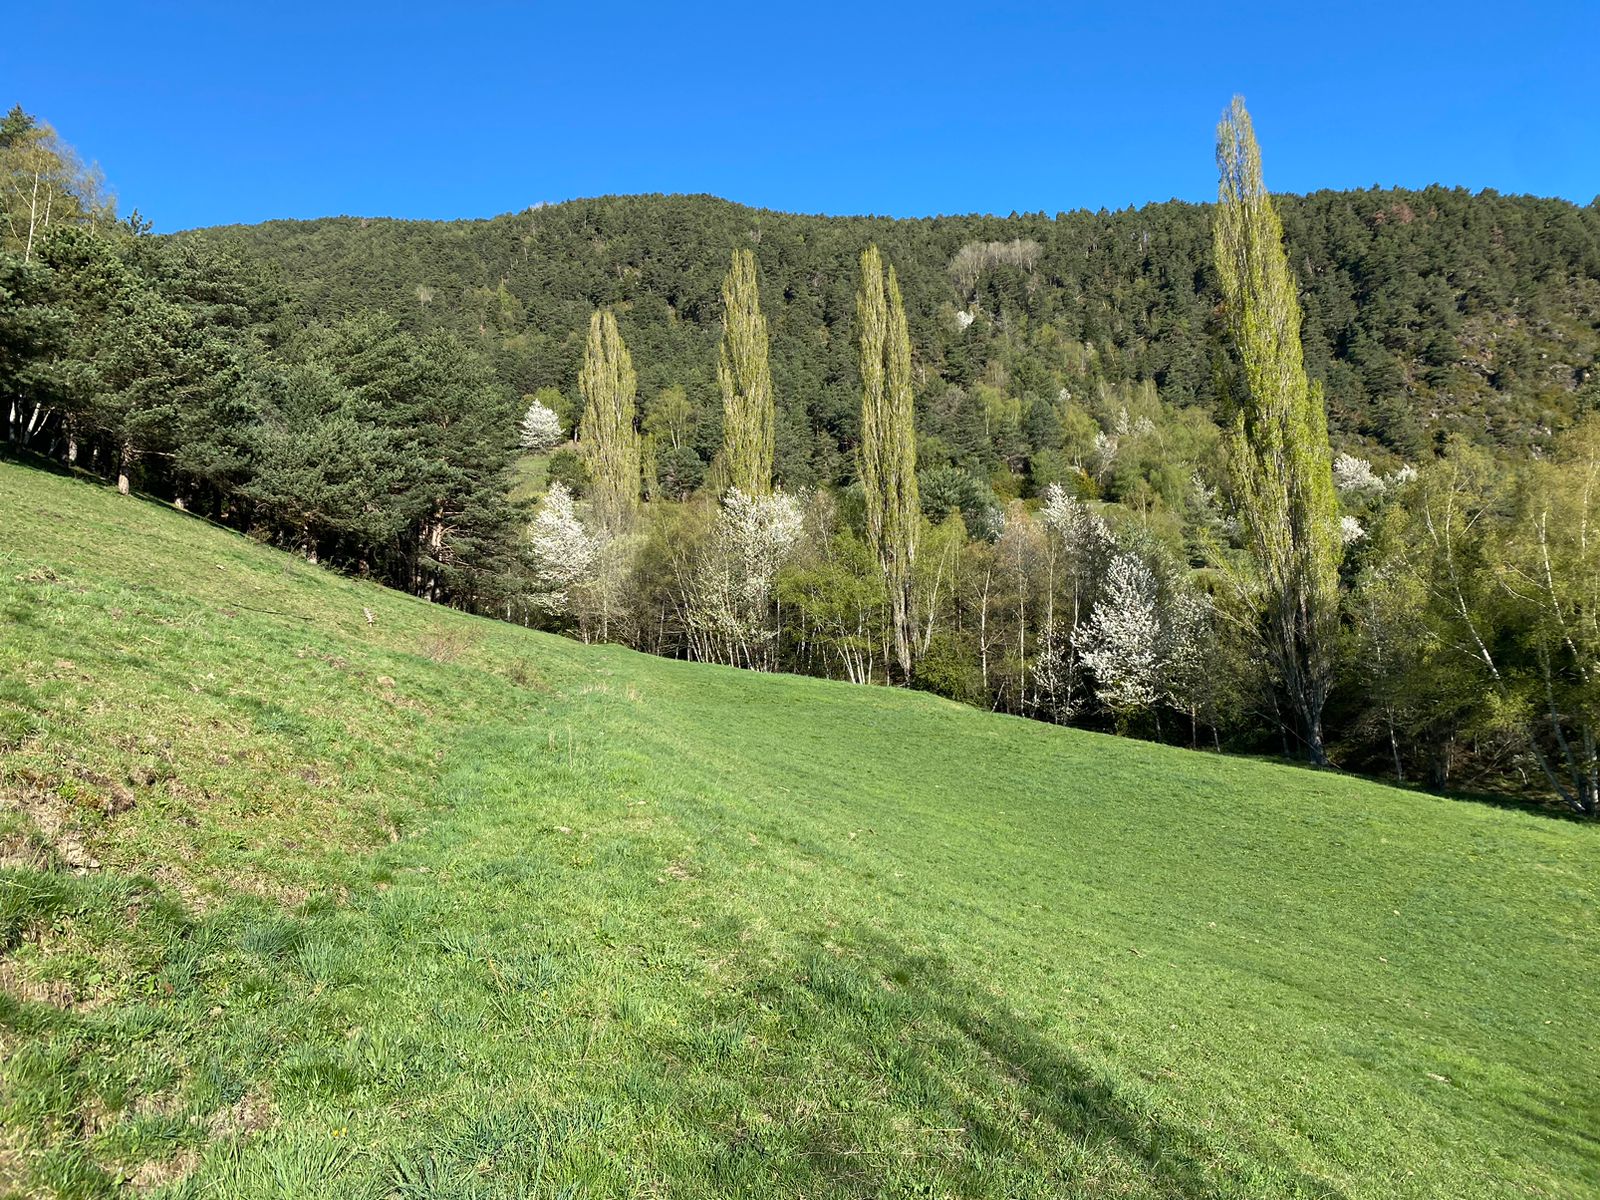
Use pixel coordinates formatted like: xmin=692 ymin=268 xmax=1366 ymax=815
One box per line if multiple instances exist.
xmin=917 ymin=464 xmax=995 ymax=533
xmin=244 ymin=360 xmax=403 ymax=558
xmin=913 ymin=630 xmax=987 ymax=705
xmin=180 ymin=190 xmax=1600 ymax=473
xmin=251 ymin=314 xmax=525 ymax=602
xmin=654 ymin=442 xmax=705 ymax=498
xmin=6 ymin=105 xmax=1600 ymax=797
xmin=5 ymin=221 xmax=530 ymax=612
xmin=544 ymin=446 xmax=587 ymax=496
xmin=0 ymin=251 xmax=66 ymax=434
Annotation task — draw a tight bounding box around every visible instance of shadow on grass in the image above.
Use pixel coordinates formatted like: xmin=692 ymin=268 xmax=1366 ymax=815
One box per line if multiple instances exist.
xmin=747 ymin=929 xmax=1345 ymax=1200
xmin=1201 ymin=735 xmax=1593 ymax=827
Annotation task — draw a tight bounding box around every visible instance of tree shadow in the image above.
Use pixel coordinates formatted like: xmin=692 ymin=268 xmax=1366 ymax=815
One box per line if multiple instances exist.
xmin=1203 ymin=738 xmax=1593 ymax=827
xmin=739 ymin=928 xmax=1346 ymax=1199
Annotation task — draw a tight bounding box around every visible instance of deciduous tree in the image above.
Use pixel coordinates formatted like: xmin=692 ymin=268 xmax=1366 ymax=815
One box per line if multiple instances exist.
xmin=1213 ymin=96 xmax=1341 ymax=764
xmin=857 ymin=245 xmax=919 ymax=685
xmin=1076 ymin=551 xmax=1163 ymax=725
xmin=519 ymin=397 xmax=564 ymax=451
xmin=718 ymin=249 xmax=774 ymax=495
xmin=578 ymin=309 xmax=641 ymax=533
xmin=528 ymin=481 xmax=598 ymax=617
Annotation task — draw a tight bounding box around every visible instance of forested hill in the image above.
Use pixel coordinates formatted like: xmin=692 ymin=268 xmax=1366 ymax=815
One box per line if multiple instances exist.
xmin=182 ymin=188 xmax=1600 ymax=483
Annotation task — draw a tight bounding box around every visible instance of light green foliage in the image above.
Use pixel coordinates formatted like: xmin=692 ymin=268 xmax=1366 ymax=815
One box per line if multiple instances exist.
xmin=1 ymin=465 xmax=1596 ymax=1197
xmin=577 ymin=309 xmax=641 ymax=532
xmin=779 ymin=526 xmax=889 ymax=685
xmin=1360 ymin=423 xmax=1600 ymax=810
xmin=1213 ymin=97 xmax=1342 ymax=764
xmin=643 ymin=385 xmax=707 ymax=501
xmin=717 ymin=249 xmax=775 ymax=495
xmin=643 ymin=383 xmax=695 ymax=451
xmin=7 ymin=101 xmax=1600 ymax=800
xmin=1509 ymin=423 xmax=1600 ymax=810
xmin=0 ymin=105 xmax=110 ymax=260
xmin=857 ymin=245 xmax=920 ymax=684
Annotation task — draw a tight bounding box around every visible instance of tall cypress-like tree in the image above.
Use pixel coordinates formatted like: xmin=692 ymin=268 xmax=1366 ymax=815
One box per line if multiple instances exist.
xmin=857 ymin=244 xmax=919 ymax=685
xmin=717 ymin=248 xmax=774 ymax=495
xmin=577 ymin=309 xmax=640 ymax=533
xmin=1213 ymin=96 xmax=1341 ymax=765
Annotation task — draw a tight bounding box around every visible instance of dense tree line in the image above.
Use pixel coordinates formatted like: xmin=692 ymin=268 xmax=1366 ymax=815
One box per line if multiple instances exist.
xmin=0 ymin=107 xmax=525 ymax=610
xmin=5 ymin=100 xmax=1599 ymax=814
xmin=183 ymin=177 xmax=1600 ymax=482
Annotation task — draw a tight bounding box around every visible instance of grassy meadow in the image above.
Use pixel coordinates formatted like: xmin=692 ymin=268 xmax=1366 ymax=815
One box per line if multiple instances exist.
xmin=0 ymin=460 xmax=1596 ymax=1198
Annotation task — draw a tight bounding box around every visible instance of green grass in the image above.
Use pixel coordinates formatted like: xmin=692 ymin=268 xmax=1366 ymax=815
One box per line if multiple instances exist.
xmin=0 ymin=460 xmax=1596 ymax=1199
xmin=508 ymin=453 xmax=552 ymax=505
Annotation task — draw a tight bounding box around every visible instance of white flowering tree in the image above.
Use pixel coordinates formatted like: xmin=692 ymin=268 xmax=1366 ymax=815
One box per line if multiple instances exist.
xmin=528 ymin=482 xmax=598 ymax=619
xmin=1040 ymin=485 xmax=1114 ymax=568
xmin=1071 ymin=536 xmax=1224 ymax=743
xmin=1332 ymin=452 xmax=1385 ymax=496
xmin=528 ymin=481 xmax=641 ymax=643
xmin=1091 ymin=430 xmax=1120 ymax=483
xmin=1031 ymin=618 xmax=1076 ymax=723
xmin=1074 ymin=552 xmax=1164 ymax=726
xmin=519 ymin=399 xmax=565 ymax=453
xmin=1160 ymin=585 xmax=1216 ymax=747
xmin=1036 ymin=484 xmax=1115 ymax=716
xmin=685 ymin=488 xmax=805 ymax=670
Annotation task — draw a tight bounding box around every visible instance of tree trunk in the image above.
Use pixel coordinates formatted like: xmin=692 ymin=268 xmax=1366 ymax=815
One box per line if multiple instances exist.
xmin=1388 ymin=712 xmax=1404 ymax=784
xmin=1305 ymin=713 xmax=1328 ymax=766
xmin=889 ymin=578 xmax=914 ymax=686
xmin=24 ymin=169 xmax=40 ymax=263
xmin=116 ymin=442 xmax=133 ymax=495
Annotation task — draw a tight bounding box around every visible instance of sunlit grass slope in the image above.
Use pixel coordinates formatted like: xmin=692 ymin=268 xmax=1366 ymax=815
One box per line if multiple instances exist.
xmin=1 ymin=461 xmax=1596 ymax=1199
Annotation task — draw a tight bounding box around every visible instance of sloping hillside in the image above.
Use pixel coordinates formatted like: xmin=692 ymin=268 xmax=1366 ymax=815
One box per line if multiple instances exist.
xmin=182 ymin=189 xmax=1600 ymax=474
xmin=1 ymin=461 xmax=1596 ymax=1198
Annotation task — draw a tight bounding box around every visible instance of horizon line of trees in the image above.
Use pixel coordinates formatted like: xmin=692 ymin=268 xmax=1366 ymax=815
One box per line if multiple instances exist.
xmin=182 ymin=170 xmax=1600 ymax=486
xmin=2 ymin=100 xmax=1596 ymax=816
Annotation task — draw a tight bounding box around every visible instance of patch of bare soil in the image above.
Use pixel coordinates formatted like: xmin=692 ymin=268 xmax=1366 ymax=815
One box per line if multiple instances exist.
xmin=204 ymin=1091 xmax=274 ymax=1139
xmin=129 ymin=1148 xmax=199 ymax=1194
xmin=0 ymin=958 xmax=77 ymax=1008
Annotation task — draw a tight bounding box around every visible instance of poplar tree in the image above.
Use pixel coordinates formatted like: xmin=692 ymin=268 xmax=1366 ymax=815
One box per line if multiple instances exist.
xmin=1213 ymin=96 xmax=1341 ymax=765
xmin=577 ymin=309 xmax=641 ymax=532
xmin=857 ymin=244 xmax=919 ymax=684
xmin=717 ymin=248 xmax=774 ymax=495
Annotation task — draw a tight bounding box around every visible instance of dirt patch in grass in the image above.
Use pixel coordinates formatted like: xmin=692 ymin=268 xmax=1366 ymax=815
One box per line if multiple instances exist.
xmin=72 ymin=766 xmax=139 ymax=816
xmin=130 ymin=1147 xmax=199 ymax=1193
xmin=0 ymin=825 xmax=53 ymax=871
xmin=502 ymin=657 xmax=550 ymax=691
xmin=0 ymin=1132 xmax=31 ymax=1198
xmin=0 ymin=959 xmax=78 ymax=1009
xmin=205 ymin=1092 xmax=274 ymax=1140
xmin=0 ymin=778 xmax=100 ymax=872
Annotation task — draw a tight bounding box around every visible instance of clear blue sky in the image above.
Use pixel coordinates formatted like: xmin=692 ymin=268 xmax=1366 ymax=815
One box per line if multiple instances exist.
xmin=4 ymin=1 xmax=1596 ymax=232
